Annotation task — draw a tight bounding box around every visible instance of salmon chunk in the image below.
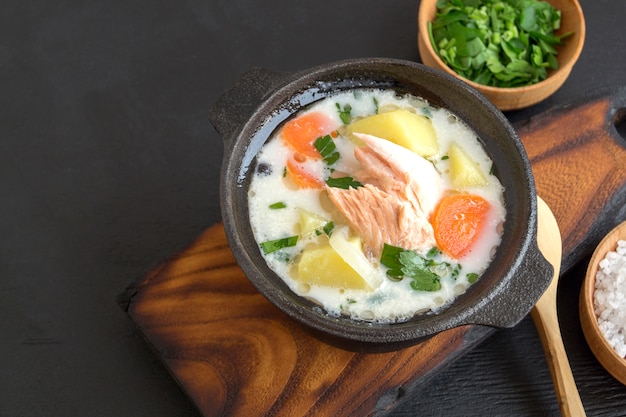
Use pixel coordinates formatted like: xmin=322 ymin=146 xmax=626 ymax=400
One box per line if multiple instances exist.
xmin=326 ymin=133 xmax=443 ymax=258
xmin=352 ymin=133 xmax=442 ymax=217
xmin=326 ymin=184 xmax=436 ymax=259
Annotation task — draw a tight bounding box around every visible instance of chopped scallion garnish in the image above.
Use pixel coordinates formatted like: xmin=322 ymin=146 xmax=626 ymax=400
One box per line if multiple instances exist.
xmin=336 ymin=103 xmax=352 ymax=125
xmin=322 ymin=221 xmax=335 ymax=236
xmin=260 ymin=235 xmax=298 ymax=254
xmin=325 ymin=176 xmax=363 ymax=190
xmin=429 ymin=0 xmax=572 ymax=88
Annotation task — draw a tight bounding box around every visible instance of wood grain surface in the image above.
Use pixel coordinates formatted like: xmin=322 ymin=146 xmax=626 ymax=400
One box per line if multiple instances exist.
xmin=123 ymin=90 xmax=626 ymax=416
xmin=517 ymin=89 xmax=626 ymax=268
xmin=128 ymin=225 xmax=478 ymax=416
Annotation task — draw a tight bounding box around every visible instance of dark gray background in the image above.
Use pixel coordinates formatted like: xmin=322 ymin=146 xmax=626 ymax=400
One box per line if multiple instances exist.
xmin=2 ymin=0 xmax=625 ymax=416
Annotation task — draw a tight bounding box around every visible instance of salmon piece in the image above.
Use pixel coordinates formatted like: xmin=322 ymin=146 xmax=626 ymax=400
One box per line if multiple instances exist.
xmin=352 ymin=133 xmax=441 ymax=217
xmin=325 ymin=133 xmax=442 ymax=258
xmin=326 ymin=184 xmax=436 ymax=259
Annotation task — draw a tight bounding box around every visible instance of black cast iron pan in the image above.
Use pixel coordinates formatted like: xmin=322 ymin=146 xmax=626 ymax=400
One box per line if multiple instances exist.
xmin=209 ymin=58 xmax=552 ymax=352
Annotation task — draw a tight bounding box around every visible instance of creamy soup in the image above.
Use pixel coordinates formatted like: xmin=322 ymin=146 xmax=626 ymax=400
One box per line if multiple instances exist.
xmin=248 ymin=89 xmax=505 ymax=323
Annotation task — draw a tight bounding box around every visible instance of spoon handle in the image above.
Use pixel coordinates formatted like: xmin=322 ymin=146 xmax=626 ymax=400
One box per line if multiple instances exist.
xmin=532 ymin=197 xmax=586 ymax=417
xmin=531 ymin=295 xmax=586 ymax=417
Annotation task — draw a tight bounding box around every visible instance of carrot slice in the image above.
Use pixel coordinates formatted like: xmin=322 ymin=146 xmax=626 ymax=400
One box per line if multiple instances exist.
xmin=281 ymin=112 xmax=335 ymax=158
xmin=286 ymin=156 xmax=324 ymax=189
xmin=431 ymin=194 xmax=491 ymax=258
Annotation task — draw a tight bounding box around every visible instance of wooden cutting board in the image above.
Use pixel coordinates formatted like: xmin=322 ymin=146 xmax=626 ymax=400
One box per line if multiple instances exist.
xmin=120 ymin=88 xmax=626 ymax=416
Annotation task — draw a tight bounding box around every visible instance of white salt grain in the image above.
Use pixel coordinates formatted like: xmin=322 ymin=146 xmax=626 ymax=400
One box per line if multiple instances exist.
xmin=594 ymin=239 xmax=626 ymax=358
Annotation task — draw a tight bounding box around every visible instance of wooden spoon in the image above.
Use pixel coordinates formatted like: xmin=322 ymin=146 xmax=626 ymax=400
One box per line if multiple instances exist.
xmin=531 ymin=196 xmax=586 ymax=416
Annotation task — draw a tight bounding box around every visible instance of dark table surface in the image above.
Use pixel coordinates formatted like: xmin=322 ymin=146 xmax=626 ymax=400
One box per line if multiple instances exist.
xmin=3 ymin=0 xmax=626 ymax=416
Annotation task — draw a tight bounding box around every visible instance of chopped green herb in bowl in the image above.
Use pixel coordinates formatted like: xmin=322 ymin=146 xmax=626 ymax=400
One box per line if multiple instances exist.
xmin=429 ymin=0 xmax=571 ymax=88
xmin=418 ymin=0 xmax=585 ymax=110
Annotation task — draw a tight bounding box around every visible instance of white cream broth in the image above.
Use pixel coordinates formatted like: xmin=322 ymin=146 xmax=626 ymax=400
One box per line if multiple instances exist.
xmin=248 ymin=89 xmax=505 ymax=323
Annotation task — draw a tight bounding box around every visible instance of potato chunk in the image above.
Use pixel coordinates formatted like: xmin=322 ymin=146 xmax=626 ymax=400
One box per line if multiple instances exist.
xmin=346 ymin=109 xmax=438 ymax=157
xmin=448 ymin=143 xmax=488 ymax=187
xmin=297 ymin=208 xmax=329 ymax=237
xmin=329 ymin=226 xmax=382 ymax=289
xmin=297 ymin=242 xmax=372 ymax=290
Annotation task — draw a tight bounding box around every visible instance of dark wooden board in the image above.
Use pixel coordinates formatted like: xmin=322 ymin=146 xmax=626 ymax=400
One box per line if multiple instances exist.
xmin=516 ymin=87 xmax=626 ymax=269
xmin=121 ymin=89 xmax=626 ymax=416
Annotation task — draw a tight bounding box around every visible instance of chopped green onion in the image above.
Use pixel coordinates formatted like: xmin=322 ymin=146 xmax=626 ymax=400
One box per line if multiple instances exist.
xmin=322 ymin=221 xmax=335 ymax=236
xmin=429 ymin=0 xmax=573 ymax=88
xmin=427 ymin=247 xmax=442 ymax=258
xmin=269 ymin=202 xmax=286 ymax=209
xmin=336 ymin=103 xmax=353 ymax=125
xmin=467 ymin=272 xmax=479 ymax=283
xmin=325 ymin=176 xmax=363 ymax=190
xmin=260 ymin=235 xmax=298 ymax=254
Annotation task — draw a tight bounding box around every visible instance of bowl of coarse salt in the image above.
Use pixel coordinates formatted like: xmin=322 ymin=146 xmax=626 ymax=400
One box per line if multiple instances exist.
xmin=580 ymin=220 xmax=626 ymax=385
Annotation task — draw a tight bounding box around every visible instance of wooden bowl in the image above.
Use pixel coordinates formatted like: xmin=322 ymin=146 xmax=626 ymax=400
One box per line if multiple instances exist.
xmin=579 ymin=220 xmax=626 ymax=386
xmin=417 ymin=0 xmax=585 ymax=111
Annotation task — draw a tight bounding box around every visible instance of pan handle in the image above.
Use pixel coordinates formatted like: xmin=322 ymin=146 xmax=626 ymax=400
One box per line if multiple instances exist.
xmin=463 ymin=238 xmax=553 ymax=329
xmin=515 ymin=86 xmax=626 ymax=273
xmin=208 ymin=67 xmax=288 ymax=144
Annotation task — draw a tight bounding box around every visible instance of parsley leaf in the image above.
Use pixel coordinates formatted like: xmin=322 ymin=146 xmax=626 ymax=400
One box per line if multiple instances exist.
xmin=325 ymin=176 xmax=363 ymax=190
xmin=380 ymin=244 xmax=442 ymax=291
xmin=314 ymin=134 xmax=340 ymax=165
